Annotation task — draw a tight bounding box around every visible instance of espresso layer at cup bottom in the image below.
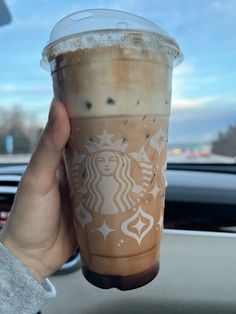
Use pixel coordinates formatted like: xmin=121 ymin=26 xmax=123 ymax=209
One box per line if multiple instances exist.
xmin=82 ymin=262 xmax=159 ymax=290
xmin=80 ymin=244 xmax=160 ymax=277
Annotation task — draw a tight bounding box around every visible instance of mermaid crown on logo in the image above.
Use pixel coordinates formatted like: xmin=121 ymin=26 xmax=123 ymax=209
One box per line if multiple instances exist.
xmin=85 ymin=130 xmax=128 ymax=153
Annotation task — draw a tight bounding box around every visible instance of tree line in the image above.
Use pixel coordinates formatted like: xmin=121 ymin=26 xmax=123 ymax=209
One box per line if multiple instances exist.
xmin=0 ymin=106 xmax=235 ymax=157
xmin=0 ymin=106 xmax=42 ymax=154
xmin=212 ymin=123 xmax=236 ymax=157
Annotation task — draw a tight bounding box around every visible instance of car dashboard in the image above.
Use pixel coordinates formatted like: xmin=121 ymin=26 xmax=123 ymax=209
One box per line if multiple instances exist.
xmin=0 ymin=164 xmax=236 ymax=314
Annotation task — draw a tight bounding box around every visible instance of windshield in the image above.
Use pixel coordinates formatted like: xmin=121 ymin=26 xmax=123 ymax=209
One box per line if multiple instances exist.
xmin=0 ymin=0 xmax=235 ymax=164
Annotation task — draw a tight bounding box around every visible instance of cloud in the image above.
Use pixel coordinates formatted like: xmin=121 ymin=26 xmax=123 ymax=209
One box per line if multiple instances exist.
xmin=6 ymin=0 xmax=17 ymax=7
xmin=0 ymin=82 xmax=51 ymax=94
xmin=0 ymin=81 xmax=52 ymax=122
xmin=174 ymin=63 xmax=194 ymax=75
xmin=202 ymin=132 xmax=218 ymax=142
xmin=172 ymin=58 xmax=236 ymax=109
xmin=208 ymin=0 xmax=236 ymax=19
xmin=168 ymin=98 xmax=236 ymax=144
xmin=172 ymin=96 xmax=219 ymax=109
xmin=172 ymin=60 xmax=200 ymax=107
xmin=13 ymin=14 xmax=55 ymax=29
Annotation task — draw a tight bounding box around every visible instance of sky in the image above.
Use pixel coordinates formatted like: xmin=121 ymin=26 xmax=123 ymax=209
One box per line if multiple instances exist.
xmin=0 ymin=0 xmax=236 ymax=144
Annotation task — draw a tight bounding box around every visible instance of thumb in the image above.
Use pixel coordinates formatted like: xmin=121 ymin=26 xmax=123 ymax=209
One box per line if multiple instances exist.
xmin=25 ymin=100 xmax=70 ymax=188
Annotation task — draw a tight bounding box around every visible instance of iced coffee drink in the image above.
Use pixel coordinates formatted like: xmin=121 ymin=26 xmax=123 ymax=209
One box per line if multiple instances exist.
xmin=42 ymin=9 xmax=182 ymax=290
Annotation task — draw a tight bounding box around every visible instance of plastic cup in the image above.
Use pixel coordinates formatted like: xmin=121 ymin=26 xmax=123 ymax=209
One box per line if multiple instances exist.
xmin=41 ymin=9 xmax=182 ymax=290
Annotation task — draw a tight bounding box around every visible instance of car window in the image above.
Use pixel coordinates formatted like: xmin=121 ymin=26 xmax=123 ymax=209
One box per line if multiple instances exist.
xmin=0 ymin=1 xmax=236 ymax=164
xmin=0 ymin=4 xmax=236 ymax=313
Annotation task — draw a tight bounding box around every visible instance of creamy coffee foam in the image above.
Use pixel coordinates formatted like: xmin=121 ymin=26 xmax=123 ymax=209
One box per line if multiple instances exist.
xmin=51 ymin=33 xmax=173 ymax=118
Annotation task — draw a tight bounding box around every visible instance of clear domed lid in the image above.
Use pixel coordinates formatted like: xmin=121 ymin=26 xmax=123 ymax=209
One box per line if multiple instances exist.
xmin=49 ymin=9 xmax=171 ymax=43
xmin=41 ymin=9 xmax=183 ymax=69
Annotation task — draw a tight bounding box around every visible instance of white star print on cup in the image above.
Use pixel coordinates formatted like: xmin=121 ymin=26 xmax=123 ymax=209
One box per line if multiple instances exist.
xmin=96 ymin=220 xmax=115 ymax=240
xmin=121 ymin=207 xmax=154 ymax=245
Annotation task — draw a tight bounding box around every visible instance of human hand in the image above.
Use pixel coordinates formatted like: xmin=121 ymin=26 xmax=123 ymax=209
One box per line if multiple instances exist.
xmin=0 ymin=211 xmax=10 ymax=228
xmin=0 ymin=100 xmax=77 ymax=282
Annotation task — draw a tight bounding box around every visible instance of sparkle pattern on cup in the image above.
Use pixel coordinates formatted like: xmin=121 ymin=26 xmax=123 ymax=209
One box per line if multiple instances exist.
xmin=65 ymin=115 xmax=167 ymax=275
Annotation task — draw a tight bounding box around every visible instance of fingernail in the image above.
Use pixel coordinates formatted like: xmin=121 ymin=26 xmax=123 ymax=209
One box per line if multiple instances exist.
xmin=0 ymin=212 xmax=8 ymax=219
xmin=48 ymin=99 xmax=58 ymax=127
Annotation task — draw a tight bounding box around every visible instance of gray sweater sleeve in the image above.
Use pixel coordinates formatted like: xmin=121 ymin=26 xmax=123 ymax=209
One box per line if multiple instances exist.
xmin=0 ymin=241 xmax=56 ymax=314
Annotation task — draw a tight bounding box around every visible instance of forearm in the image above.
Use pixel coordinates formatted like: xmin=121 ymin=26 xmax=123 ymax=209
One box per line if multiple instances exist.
xmin=0 ymin=241 xmax=56 ymax=314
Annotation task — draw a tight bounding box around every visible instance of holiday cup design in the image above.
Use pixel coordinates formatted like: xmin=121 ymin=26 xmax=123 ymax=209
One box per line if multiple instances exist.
xmin=41 ymin=8 xmax=182 ymax=290
xmin=71 ymin=127 xmax=160 ymax=243
xmin=121 ymin=206 xmax=154 ymax=245
xmin=73 ymin=129 xmax=157 ymax=217
xmin=64 ymin=115 xmax=168 ymax=282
